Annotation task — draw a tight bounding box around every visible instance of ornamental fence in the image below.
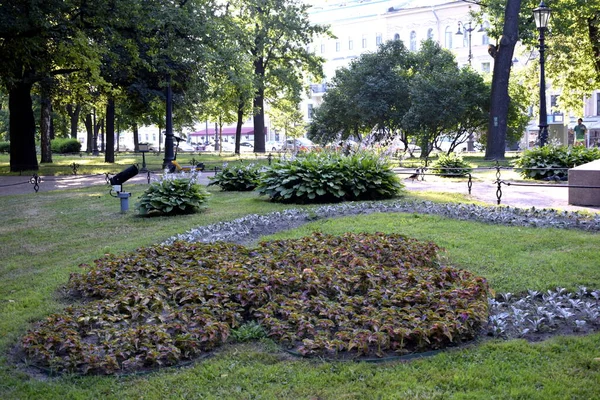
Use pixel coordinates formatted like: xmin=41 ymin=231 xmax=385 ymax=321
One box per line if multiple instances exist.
xmin=2 ymin=158 xmax=600 ymax=206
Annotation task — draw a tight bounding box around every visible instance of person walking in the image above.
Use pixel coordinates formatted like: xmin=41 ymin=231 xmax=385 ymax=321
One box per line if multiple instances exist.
xmin=574 ymin=118 xmax=587 ymax=147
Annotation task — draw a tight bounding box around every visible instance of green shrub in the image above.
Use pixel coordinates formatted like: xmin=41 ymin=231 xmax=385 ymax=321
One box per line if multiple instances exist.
xmin=430 ymin=153 xmax=473 ymax=177
xmin=515 ymin=145 xmax=600 ymax=180
xmin=21 ymin=233 xmax=489 ymax=374
xmin=136 ymin=173 xmax=210 ymax=216
xmin=257 ymin=150 xmax=403 ymax=204
xmin=231 ymin=321 xmax=267 ymax=342
xmin=0 ymin=141 xmax=9 ymax=153
xmin=51 ymin=138 xmax=82 ymax=154
xmin=208 ymin=163 xmax=262 ymax=191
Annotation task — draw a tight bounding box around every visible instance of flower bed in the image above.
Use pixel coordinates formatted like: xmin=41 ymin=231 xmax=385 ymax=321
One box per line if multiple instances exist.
xmin=21 ymin=233 xmax=489 ymax=375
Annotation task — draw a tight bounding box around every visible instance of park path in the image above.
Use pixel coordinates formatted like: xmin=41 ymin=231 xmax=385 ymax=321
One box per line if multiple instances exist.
xmin=0 ymin=171 xmax=598 ymax=214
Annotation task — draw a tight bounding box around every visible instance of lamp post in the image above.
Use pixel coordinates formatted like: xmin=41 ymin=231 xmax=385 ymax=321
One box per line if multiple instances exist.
xmin=163 ymin=75 xmax=175 ymax=167
xmin=455 ymin=21 xmax=483 ymax=65
xmin=533 ymin=1 xmax=551 ymax=147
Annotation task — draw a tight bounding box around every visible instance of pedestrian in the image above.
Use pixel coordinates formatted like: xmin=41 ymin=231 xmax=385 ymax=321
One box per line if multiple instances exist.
xmin=574 ymin=118 xmax=587 ymax=147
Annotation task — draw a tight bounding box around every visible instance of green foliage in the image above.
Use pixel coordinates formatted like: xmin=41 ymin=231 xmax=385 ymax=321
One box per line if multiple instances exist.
xmin=21 ymin=232 xmax=489 ymax=374
xmin=0 ymin=141 xmax=9 ymax=153
xmin=136 ymin=174 xmax=210 ymax=216
xmin=514 ymin=145 xmax=600 ymax=180
xmin=51 ymin=138 xmax=81 ymax=154
xmin=430 ymin=153 xmax=473 ymax=177
xmin=231 ymin=321 xmax=267 ymax=343
xmin=208 ymin=163 xmax=262 ymax=191
xmin=257 ymin=150 xmax=404 ymax=203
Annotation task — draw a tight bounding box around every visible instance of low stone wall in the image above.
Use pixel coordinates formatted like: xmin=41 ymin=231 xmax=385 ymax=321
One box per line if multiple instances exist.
xmin=569 ymin=159 xmax=600 ymax=206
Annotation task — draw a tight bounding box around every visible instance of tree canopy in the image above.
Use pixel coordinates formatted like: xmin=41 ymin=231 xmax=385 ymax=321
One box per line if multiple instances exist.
xmin=308 ymin=39 xmax=492 ymax=158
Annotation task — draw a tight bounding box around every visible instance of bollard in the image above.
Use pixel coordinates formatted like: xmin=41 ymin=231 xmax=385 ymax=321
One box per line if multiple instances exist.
xmin=117 ymin=192 xmax=132 ymax=213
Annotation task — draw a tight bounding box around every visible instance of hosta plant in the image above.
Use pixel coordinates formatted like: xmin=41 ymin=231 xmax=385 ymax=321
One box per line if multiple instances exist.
xmin=21 ymin=233 xmax=490 ymax=375
xmin=430 ymin=153 xmax=473 ymax=177
xmin=257 ymin=150 xmax=404 ymax=204
xmin=208 ymin=163 xmax=262 ymax=191
xmin=514 ymin=145 xmax=600 ymax=180
xmin=136 ymin=172 xmax=210 ymax=216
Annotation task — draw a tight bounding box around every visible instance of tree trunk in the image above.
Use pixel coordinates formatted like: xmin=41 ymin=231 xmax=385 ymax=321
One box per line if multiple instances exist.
xmin=133 ymin=123 xmax=139 ymax=152
xmin=485 ymin=0 xmax=521 ymax=160
xmin=66 ymin=104 xmax=81 ymax=139
xmin=8 ymin=81 xmax=38 ymax=172
xmin=40 ymin=82 xmax=53 ymax=164
xmin=235 ymin=100 xmax=245 ymax=155
xmin=84 ymin=113 xmax=93 ymax=153
xmin=100 ymin=119 xmax=105 ymax=153
xmin=253 ymin=57 xmax=266 ymax=153
xmin=105 ymin=97 xmax=115 ymax=163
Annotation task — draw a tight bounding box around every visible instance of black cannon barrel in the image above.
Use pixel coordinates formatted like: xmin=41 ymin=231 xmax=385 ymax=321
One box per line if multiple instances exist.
xmin=109 ymin=165 xmax=139 ymax=185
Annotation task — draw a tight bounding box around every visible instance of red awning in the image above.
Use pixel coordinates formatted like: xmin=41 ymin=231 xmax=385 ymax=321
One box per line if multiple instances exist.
xmin=189 ymin=126 xmax=256 ymax=136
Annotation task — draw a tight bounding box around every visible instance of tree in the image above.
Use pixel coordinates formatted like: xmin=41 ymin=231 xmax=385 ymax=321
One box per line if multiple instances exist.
xmin=230 ymin=0 xmax=329 ymax=153
xmin=0 ymin=0 xmax=107 ymax=171
xmin=479 ymin=0 xmax=600 ymax=157
xmin=402 ymin=41 xmax=490 ymax=159
xmin=308 ymin=40 xmax=411 ymax=145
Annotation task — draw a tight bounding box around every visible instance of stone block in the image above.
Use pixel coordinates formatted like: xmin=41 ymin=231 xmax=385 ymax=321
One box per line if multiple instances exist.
xmin=568 ymin=159 xmax=600 ymax=206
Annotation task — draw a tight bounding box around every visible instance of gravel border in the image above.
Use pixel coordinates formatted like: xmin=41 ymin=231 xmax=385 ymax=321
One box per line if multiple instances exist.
xmin=164 ymin=199 xmax=600 ymax=246
xmin=163 ymin=199 xmax=600 ymax=342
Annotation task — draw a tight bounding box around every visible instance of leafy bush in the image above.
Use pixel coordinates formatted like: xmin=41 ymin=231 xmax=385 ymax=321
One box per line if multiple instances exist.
xmin=231 ymin=321 xmax=267 ymax=342
xmin=51 ymin=138 xmax=81 ymax=154
xmin=21 ymin=232 xmax=490 ymax=374
xmin=136 ymin=173 xmax=210 ymax=216
xmin=208 ymin=163 xmax=261 ymax=191
xmin=430 ymin=153 xmax=473 ymax=177
xmin=515 ymin=145 xmax=600 ymax=180
xmin=0 ymin=141 xmax=9 ymax=153
xmin=257 ymin=150 xmax=404 ymax=203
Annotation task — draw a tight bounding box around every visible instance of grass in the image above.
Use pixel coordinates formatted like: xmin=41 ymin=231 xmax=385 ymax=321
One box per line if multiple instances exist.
xmin=0 ymin=152 xmax=272 ymax=176
xmin=1 ymin=184 xmax=600 ymax=399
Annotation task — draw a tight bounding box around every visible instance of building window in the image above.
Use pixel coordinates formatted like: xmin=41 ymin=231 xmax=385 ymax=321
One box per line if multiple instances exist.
xmin=427 ymin=28 xmax=434 ymax=40
xmin=410 ymin=31 xmax=417 ymax=51
xmin=376 ymin=33 xmax=382 ymax=46
xmin=348 ymin=37 xmax=353 ymax=50
xmin=481 ymin=62 xmax=490 ymax=73
xmin=320 ymin=43 xmax=325 ymax=53
xmin=362 ymin=34 xmax=367 ymax=48
xmin=551 ymin=94 xmax=559 ymax=109
xmin=444 ymin=26 xmax=452 ymax=49
xmin=597 ymin=93 xmax=600 ymax=115
xmin=394 ymin=33 xmax=400 ymax=41
xmin=308 ymin=104 xmax=314 ymax=120
xmin=482 ymin=22 xmax=490 ymax=45
xmin=336 ymin=41 xmax=341 ymax=52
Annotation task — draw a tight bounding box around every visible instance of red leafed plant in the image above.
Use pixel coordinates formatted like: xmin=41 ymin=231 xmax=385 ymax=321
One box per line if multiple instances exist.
xmin=21 ymin=233 xmax=489 ymax=375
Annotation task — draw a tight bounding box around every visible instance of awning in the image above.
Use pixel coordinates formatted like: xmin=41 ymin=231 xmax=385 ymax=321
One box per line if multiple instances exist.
xmin=189 ymin=126 xmax=266 ymax=136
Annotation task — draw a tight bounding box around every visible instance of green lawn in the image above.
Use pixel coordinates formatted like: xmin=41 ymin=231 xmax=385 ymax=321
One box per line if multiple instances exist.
xmin=1 ymin=185 xmax=599 ymax=399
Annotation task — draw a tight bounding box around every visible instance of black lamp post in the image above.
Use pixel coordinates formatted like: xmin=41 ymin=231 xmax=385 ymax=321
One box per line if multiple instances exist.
xmin=163 ymin=75 xmax=175 ymax=167
xmin=533 ymin=1 xmax=552 ymax=147
xmin=456 ymin=21 xmax=484 ymax=65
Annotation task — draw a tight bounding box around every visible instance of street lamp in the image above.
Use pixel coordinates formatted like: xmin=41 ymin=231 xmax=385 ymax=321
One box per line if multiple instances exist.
xmin=533 ymin=1 xmax=551 ymax=147
xmin=455 ymin=21 xmax=484 ymax=65
xmin=163 ymin=75 xmax=175 ymax=167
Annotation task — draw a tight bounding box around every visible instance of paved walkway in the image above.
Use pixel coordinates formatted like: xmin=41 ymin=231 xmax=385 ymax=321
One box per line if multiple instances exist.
xmin=0 ymin=171 xmax=599 ymax=213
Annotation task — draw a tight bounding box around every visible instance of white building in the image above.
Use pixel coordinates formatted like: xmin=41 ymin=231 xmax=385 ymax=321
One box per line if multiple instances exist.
xmin=302 ymin=0 xmax=600 ymax=148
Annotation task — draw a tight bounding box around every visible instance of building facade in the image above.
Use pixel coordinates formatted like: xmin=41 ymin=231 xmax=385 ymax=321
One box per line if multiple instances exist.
xmin=303 ymin=0 xmax=600 ymax=148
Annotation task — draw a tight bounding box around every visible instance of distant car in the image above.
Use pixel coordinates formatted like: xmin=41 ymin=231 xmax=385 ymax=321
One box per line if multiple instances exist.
xmin=266 ymin=140 xmax=284 ymax=151
xmin=283 ymin=138 xmax=316 ymax=151
xmin=388 ymin=143 xmax=421 ymax=153
xmin=176 ymin=142 xmax=196 ymax=152
xmin=239 ymin=141 xmax=254 ymax=152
